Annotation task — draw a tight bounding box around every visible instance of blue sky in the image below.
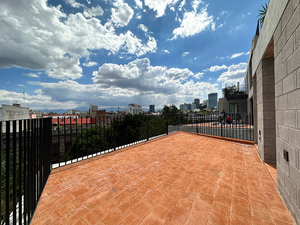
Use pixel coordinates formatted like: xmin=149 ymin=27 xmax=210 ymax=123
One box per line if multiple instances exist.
xmin=0 ymin=0 xmax=267 ymax=111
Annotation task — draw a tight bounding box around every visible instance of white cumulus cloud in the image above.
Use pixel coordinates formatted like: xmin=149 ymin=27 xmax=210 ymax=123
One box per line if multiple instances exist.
xmin=230 ymin=52 xmax=249 ymax=59
xmin=83 ymin=61 xmax=98 ymax=67
xmin=144 ymin=0 xmax=179 ymax=18
xmin=24 ymin=73 xmax=39 ymax=78
xmin=134 ymin=0 xmax=143 ymax=8
xmin=65 ymin=0 xmax=85 ymax=8
xmin=178 ymin=0 xmax=185 ymax=11
xmin=138 ymin=24 xmax=148 ymax=33
xmin=217 ymin=62 xmax=247 ymax=86
xmin=2 ymin=58 xmax=221 ymax=109
xmin=192 ymin=0 xmax=202 ymax=11
xmin=83 ymin=6 xmax=104 ymax=18
xmin=0 ymin=0 xmax=156 ymax=80
xmin=194 ymin=72 xmax=204 ymax=79
xmin=171 ymin=6 xmax=214 ymax=40
xmin=207 ymin=65 xmax=228 ymax=72
xmin=182 ymin=52 xmax=190 ymax=57
xmin=111 ymin=0 xmax=134 ymax=27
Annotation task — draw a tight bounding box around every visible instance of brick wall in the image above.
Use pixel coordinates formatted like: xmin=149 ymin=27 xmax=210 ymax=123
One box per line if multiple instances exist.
xmin=274 ymin=0 xmax=300 ymax=222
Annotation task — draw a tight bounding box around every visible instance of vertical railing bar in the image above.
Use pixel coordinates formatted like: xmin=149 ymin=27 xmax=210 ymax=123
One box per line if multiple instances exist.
xmin=90 ymin=116 xmax=92 ymax=157
xmin=39 ymin=119 xmax=43 ymax=198
xmin=106 ymin=116 xmax=109 ymax=149
xmin=232 ymin=113 xmax=234 ymax=138
xmin=84 ymin=116 xmax=87 ymax=158
xmin=0 ymin=121 xmax=2 ymax=224
xmin=27 ymin=119 xmax=31 ymax=223
xmin=58 ymin=118 xmax=60 ymax=167
xmin=36 ymin=119 xmax=39 ymax=200
xmin=64 ymin=118 xmax=66 ymax=165
xmin=6 ymin=121 xmax=10 ymax=225
xmin=70 ymin=117 xmax=72 ymax=162
xmin=99 ymin=116 xmax=102 ymax=154
xmin=91 ymin=116 xmax=93 ymax=156
xmin=235 ymin=113 xmax=237 ymax=139
xmin=113 ymin=116 xmax=116 ymax=151
xmin=23 ymin=120 xmax=27 ymax=225
xmin=28 ymin=119 xmax=32 ymax=220
xmin=36 ymin=120 xmax=39 ymax=201
xmin=76 ymin=117 xmax=78 ymax=162
xmin=81 ymin=116 xmax=83 ymax=160
xmin=103 ymin=116 xmax=106 ymax=152
xmin=95 ymin=116 xmax=97 ymax=154
xmin=12 ymin=121 xmax=17 ymax=225
xmin=86 ymin=116 xmax=88 ymax=158
xmin=33 ymin=119 xmax=37 ymax=210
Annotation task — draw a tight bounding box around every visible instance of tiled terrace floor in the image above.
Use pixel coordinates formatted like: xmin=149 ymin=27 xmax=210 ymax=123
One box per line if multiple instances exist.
xmin=31 ymin=132 xmax=296 ymax=225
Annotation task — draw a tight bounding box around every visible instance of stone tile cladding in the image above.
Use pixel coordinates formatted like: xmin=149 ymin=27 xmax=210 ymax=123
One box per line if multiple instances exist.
xmin=274 ymin=0 xmax=300 ymax=223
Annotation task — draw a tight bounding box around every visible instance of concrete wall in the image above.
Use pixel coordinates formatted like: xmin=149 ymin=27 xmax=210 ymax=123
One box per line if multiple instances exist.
xmin=256 ymin=58 xmax=276 ymax=163
xmin=0 ymin=104 xmax=29 ymax=121
xmin=273 ymin=0 xmax=300 ymax=222
xmin=218 ymin=98 xmax=247 ymax=114
xmin=252 ymin=0 xmax=289 ymax=74
xmin=0 ymin=105 xmax=29 ymax=132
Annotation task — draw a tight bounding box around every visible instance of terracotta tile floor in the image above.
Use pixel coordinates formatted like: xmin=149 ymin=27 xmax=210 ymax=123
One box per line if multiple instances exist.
xmin=31 ymin=132 xmax=296 ymax=225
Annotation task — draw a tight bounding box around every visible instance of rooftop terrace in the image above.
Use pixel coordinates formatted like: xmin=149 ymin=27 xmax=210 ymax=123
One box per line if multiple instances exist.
xmin=31 ymin=132 xmax=295 ymax=225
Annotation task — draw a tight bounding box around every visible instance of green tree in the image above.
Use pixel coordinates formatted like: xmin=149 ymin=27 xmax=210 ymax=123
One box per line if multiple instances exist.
xmin=161 ymin=105 xmax=185 ymax=126
xmin=161 ymin=105 xmax=180 ymax=115
xmin=1 ymin=147 xmax=23 ymax=224
xmin=64 ymin=114 xmax=168 ymax=162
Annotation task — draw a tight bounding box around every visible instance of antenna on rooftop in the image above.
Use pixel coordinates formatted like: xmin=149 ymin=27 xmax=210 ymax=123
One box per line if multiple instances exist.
xmin=23 ymin=90 xmax=26 ymax=107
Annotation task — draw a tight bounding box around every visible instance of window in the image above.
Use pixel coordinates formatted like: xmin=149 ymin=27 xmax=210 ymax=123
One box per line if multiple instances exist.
xmin=229 ymin=103 xmax=238 ymax=114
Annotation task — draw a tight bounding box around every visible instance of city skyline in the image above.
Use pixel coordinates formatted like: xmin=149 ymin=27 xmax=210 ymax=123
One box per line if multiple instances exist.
xmin=0 ymin=0 xmax=266 ymax=110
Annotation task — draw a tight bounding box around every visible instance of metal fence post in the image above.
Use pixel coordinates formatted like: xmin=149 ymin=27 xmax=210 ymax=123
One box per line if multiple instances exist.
xmin=113 ymin=116 xmax=116 ymax=151
xmin=167 ymin=119 xmax=168 ymax=135
xmin=147 ymin=120 xmax=149 ymax=141
xmin=221 ymin=119 xmax=223 ymax=137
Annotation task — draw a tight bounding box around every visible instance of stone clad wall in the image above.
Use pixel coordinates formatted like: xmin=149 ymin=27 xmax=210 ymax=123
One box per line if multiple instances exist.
xmin=274 ymin=0 xmax=300 ymax=222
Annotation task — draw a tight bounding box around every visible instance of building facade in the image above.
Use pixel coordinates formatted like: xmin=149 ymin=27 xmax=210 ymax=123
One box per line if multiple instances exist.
xmin=218 ymin=84 xmax=248 ymax=114
xmin=194 ymin=99 xmax=200 ymax=108
xmin=125 ymin=104 xmax=142 ymax=115
xmin=0 ymin=103 xmax=29 ymax=132
xmin=245 ymin=0 xmax=300 ymax=222
xmin=89 ymin=104 xmax=98 ymax=114
xmin=208 ymin=93 xmax=218 ymax=109
xmin=180 ymin=103 xmax=191 ymax=111
xmin=0 ymin=103 xmax=29 ymax=121
xmin=149 ymin=105 xmax=155 ymax=113
xmin=191 ymin=103 xmax=197 ymax=111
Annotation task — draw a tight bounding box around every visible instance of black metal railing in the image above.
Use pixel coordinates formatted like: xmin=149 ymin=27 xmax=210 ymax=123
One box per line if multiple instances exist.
xmin=51 ymin=114 xmax=169 ymax=168
xmin=0 ymin=118 xmax=52 ymax=225
xmin=170 ymin=113 xmax=254 ymax=141
xmin=0 ymin=113 xmax=253 ymax=224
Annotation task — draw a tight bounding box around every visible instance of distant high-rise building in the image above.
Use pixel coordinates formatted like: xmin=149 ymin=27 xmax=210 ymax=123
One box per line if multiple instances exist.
xmin=203 ymin=100 xmax=208 ymax=107
xmin=194 ymin=99 xmax=200 ymax=108
xmin=191 ymin=103 xmax=197 ymax=111
xmin=149 ymin=105 xmax=155 ymax=113
xmin=208 ymin=93 xmax=218 ymax=109
xmin=126 ymin=104 xmax=143 ymax=115
xmin=89 ymin=104 xmax=98 ymax=114
xmin=180 ymin=103 xmax=191 ymax=111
